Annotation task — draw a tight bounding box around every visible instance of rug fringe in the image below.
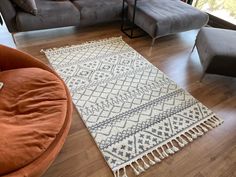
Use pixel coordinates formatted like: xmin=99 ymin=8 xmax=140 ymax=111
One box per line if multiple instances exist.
xmin=112 ymin=115 xmax=223 ymax=177
xmin=40 ymin=36 xmax=123 ymax=55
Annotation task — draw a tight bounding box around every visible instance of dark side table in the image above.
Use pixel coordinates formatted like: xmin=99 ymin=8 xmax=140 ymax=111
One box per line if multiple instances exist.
xmin=121 ymin=0 xmax=146 ymax=38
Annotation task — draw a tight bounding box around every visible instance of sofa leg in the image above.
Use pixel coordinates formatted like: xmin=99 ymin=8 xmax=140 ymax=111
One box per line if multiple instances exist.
xmin=200 ymin=72 xmax=205 ymax=82
xmin=12 ymin=33 xmax=16 ymax=45
xmin=151 ymin=38 xmax=156 ymax=46
xmin=191 ymin=42 xmax=196 ymax=53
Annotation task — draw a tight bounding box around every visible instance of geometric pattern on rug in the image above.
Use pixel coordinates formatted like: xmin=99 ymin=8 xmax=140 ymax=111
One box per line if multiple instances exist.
xmin=42 ymin=37 xmax=223 ymax=177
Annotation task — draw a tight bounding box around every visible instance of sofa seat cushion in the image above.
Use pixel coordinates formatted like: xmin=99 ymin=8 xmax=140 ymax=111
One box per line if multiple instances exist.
xmin=127 ymin=0 xmax=208 ymax=38
xmin=72 ymin=0 xmax=122 ymax=26
xmin=16 ymin=0 xmax=80 ymax=31
xmin=0 ymin=67 xmax=68 ymax=175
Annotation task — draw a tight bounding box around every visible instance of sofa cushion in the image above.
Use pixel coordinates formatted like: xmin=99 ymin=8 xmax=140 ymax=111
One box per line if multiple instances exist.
xmin=16 ymin=0 xmax=80 ymax=31
xmin=127 ymin=0 xmax=208 ymax=38
xmin=0 ymin=67 xmax=68 ymax=175
xmin=12 ymin=0 xmax=38 ymax=15
xmin=72 ymin=0 xmax=122 ymax=26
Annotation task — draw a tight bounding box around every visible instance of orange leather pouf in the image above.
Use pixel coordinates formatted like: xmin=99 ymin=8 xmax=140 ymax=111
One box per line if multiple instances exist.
xmin=0 ymin=45 xmax=73 ymax=177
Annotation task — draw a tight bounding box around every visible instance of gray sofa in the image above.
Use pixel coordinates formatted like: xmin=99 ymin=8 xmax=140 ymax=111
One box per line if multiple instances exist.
xmin=1 ymin=0 xmax=208 ymax=46
xmin=0 ymin=0 xmax=123 ymax=33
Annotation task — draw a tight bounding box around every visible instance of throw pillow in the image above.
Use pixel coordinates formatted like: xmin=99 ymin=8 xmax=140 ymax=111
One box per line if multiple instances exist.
xmin=12 ymin=0 xmax=38 ymax=15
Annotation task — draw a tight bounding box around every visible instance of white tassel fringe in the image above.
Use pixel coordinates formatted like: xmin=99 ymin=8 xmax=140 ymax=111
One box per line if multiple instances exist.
xmin=112 ymin=116 xmax=223 ymax=177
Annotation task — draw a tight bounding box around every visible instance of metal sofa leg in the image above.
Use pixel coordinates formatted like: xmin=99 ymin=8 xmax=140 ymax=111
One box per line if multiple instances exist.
xmin=200 ymin=72 xmax=205 ymax=82
xmin=12 ymin=33 xmax=16 ymax=44
xmin=151 ymin=38 xmax=156 ymax=46
xmin=191 ymin=42 xmax=196 ymax=53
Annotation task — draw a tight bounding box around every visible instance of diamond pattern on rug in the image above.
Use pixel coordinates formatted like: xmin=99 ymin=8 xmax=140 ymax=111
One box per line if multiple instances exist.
xmin=43 ymin=37 xmax=223 ymax=177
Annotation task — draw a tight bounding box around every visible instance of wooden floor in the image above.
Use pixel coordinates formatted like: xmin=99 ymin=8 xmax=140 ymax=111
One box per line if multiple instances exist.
xmin=1 ymin=22 xmax=236 ymax=177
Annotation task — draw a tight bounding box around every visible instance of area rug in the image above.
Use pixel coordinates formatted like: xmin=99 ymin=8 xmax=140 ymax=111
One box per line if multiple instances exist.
xmin=42 ymin=37 xmax=223 ymax=177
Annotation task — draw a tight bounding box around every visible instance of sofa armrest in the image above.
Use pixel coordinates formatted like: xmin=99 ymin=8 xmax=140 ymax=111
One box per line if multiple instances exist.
xmin=0 ymin=0 xmax=17 ymax=32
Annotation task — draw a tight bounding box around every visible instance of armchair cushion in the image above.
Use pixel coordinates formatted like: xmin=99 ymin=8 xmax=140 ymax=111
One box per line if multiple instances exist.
xmin=0 ymin=67 xmax=68 ymax=175
xmin=0 ymin=45 xmax=73 ymax=177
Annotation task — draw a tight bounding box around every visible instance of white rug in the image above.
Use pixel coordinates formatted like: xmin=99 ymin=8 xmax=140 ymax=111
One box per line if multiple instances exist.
xmin=42 ymin=37 xmax=223 ymax=177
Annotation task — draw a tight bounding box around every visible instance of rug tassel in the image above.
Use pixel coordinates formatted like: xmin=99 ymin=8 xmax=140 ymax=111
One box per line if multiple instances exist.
xmin=191 ymin=128 xmax=198 ymax=137
xmin=211 ymin=117 xmax=221 ymax=126
xmin=122 ymin=167 xmax=128 ymax=177
xmin=197 ymin=127 xmax=204 ymax=135
xmin=194 ymin=127 xmax=203 ymax=136
xmin=183 ymin=133 xmax=193 ymax=142
xmin=207 ymin=119 xmax=217 ymax=127
xmin=141 ymin=157 xmax=150 ymax=169
xmin=189 ymin=130 xmax=197 ymax=139
xmin=170 ymin=141 xmax=179 ymax=152
xmin=151 ymin=151 xmax=161 ymax=162
xmin=113 ymin=170 xmax=118 ymax=177
xmin=203 ymin=121 xmax=213 ymax=129
xmin=213 ymin=116 xmax=224 ymax=124
xmin=207 ymin=121 xmax=215 ymax=128
xmin=160 ymin=146 xmax=169 ymax=157
xmin=146 ymin=154 xmax=156 ymax=165
xmin=156 ymin=149 xmax=165 ymax=159
xmin=178 ymin=136 xmax=188 ymax=145
xmin=209 ymin=119 xmax=218 ymax=127
xmin=212 ymin=116 xmax=219 ymax=122
xmin=200 ymin=124 xmax=208 ymax=132
xmin=165 ymin=144 xmax=175 ymax=155
xmin=130 ymin=163 xmax=140 ymax=176
xmin=176 ymin=138 xmax=185 ymax=147
xmin=189 ymin=133 xmax=195 ymax=140
xmin=41 ymin=37 xmax=123 ymax=54
xmin=135 ymin=161 xmax=145 ymax=173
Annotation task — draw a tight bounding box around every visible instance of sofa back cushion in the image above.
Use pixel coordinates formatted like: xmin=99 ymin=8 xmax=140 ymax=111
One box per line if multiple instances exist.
xmin=16 ymin=0 xmax=80 ymax=31
xmin=12 ymin=0 xmax=37 ymax=15
xmin=72 ymin=0 xmax=123 ymax=26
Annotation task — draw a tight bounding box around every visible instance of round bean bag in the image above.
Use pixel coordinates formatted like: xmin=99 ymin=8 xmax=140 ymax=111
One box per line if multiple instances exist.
xmin=0 ymin=45 xmax=73 ymax=177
